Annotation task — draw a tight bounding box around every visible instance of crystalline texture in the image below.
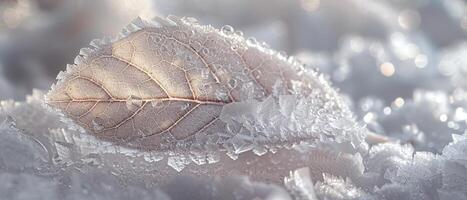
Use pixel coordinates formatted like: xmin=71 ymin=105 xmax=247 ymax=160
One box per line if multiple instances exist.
xmin=0 ymin=121 xmax=48 ymax=171
xmin=44 ymin=15 xmax=368 ymax=177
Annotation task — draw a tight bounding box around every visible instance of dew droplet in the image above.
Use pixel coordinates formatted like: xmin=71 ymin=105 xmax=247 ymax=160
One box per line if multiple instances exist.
xmin=246 ymin=37 xmax=258 ymax=46
xmin=228 ymin=78 xmax=238 ymax=88
xmin=278 ymin=51 xmax=287 ymax=58
xmin=260 ymin=42 xmax=270 ymax=48
xmin=202 ymin=48 xmax=210 ymax=55
xmin=221 ymin=25 xmax=234 ymax=35
xmin=183 ymin=17 xmax=198 ymax=25
xmin=173 ymin=30 xmax=188 ymax=41
xmin=253 ymin=70 xmax=262 ymax=79
xmin=235 ymin=30 xmax=243 ymax=37
xmin=190 ymin=41 xmax=203 ymax=52
xmin=189 ymin=29 xmax=196 ymax=37
xmin=150 ymin=35 xmax=163 ymax=44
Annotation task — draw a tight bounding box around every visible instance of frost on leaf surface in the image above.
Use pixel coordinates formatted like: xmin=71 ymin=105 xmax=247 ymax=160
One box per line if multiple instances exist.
xmin=45 ymin=15 xmax=365 ymax=166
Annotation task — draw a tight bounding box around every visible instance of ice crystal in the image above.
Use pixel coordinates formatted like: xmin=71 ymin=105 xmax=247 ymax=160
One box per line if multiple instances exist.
xmin=45 ymin=15 xmax=368 ymax=177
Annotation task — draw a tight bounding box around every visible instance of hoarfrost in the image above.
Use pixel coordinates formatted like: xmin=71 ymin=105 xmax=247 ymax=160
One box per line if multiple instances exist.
xmin=1 ymin=0 xmax=467 ymax=199
xmin=43 ymin=15 xmax=368 ymax=181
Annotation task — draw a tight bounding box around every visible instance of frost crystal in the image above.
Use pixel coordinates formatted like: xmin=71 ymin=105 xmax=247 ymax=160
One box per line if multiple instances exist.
xmin=1 ymin=0 xmax=467 ymax=199
xmin=44 ymin=15 xmax=368 ymax=176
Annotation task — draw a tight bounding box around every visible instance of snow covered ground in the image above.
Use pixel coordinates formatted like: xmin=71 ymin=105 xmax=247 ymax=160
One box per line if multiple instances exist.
xmin=1 ymin=0 xmax=467 ymax=199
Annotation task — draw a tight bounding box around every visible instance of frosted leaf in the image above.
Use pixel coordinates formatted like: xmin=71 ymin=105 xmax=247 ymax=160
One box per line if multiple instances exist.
xmin=45 ymin=15 xmax=362 ymax=158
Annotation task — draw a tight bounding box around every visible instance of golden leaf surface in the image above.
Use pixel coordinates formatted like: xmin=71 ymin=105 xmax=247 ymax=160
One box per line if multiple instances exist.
xmin=45 ymin=16 xmax=342 ymax=152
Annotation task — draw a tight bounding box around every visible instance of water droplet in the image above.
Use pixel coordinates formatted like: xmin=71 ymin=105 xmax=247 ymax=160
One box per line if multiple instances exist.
xmin=221 ymin=25 xmax=234 ymax=35
xmin=235 ymin=31 xmax=243 ymax=37
xmin=190 ymin=41 xmax=203 ymax=52
xmin=228 ymin=78 xmax=238 ymax=88
xmin=182 ymin=17 xmax=198 ymax=24
xmin=246 ymin=37 xmax=258 ymax=46
xmin=202 ymin=48 xmax=210 ymax=55
xmin=253 ymin=70 xmax=262 ymax=78
xmin=189 ymin=29 xmax=196 ymax=36
xmin=278 ymin=51 xmax=287 ymax=58
xmin=260 ymin=42 xmax=270 ymax=48
xmin=150 ymin=35 xmax=163 ymax=44
xmin=173 ymin=30 xmax=188 ymax=41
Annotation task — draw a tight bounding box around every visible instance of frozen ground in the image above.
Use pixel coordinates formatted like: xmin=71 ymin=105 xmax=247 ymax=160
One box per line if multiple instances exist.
xmin=1 ymin=0 xmax=467 ymax=199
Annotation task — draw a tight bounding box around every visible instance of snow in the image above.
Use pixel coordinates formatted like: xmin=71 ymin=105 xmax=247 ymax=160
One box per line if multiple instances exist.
xmin=1 ymin=0 xmax=467 ymax=199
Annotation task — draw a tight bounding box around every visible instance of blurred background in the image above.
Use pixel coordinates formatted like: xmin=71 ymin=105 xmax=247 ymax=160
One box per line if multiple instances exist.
xmin=1 ymin=0 xmax=467 ymax=152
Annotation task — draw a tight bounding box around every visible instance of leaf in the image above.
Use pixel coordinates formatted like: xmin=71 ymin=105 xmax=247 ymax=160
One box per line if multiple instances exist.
xmin=45 ymin=15 xmax=347 ymax=152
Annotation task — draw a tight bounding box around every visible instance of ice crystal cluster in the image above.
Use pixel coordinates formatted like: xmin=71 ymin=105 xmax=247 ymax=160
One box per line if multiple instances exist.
xmin=1 ymin=0 xmax=467 ymax=199
xmin=43 ymin=15 xmax=367 ymax=180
